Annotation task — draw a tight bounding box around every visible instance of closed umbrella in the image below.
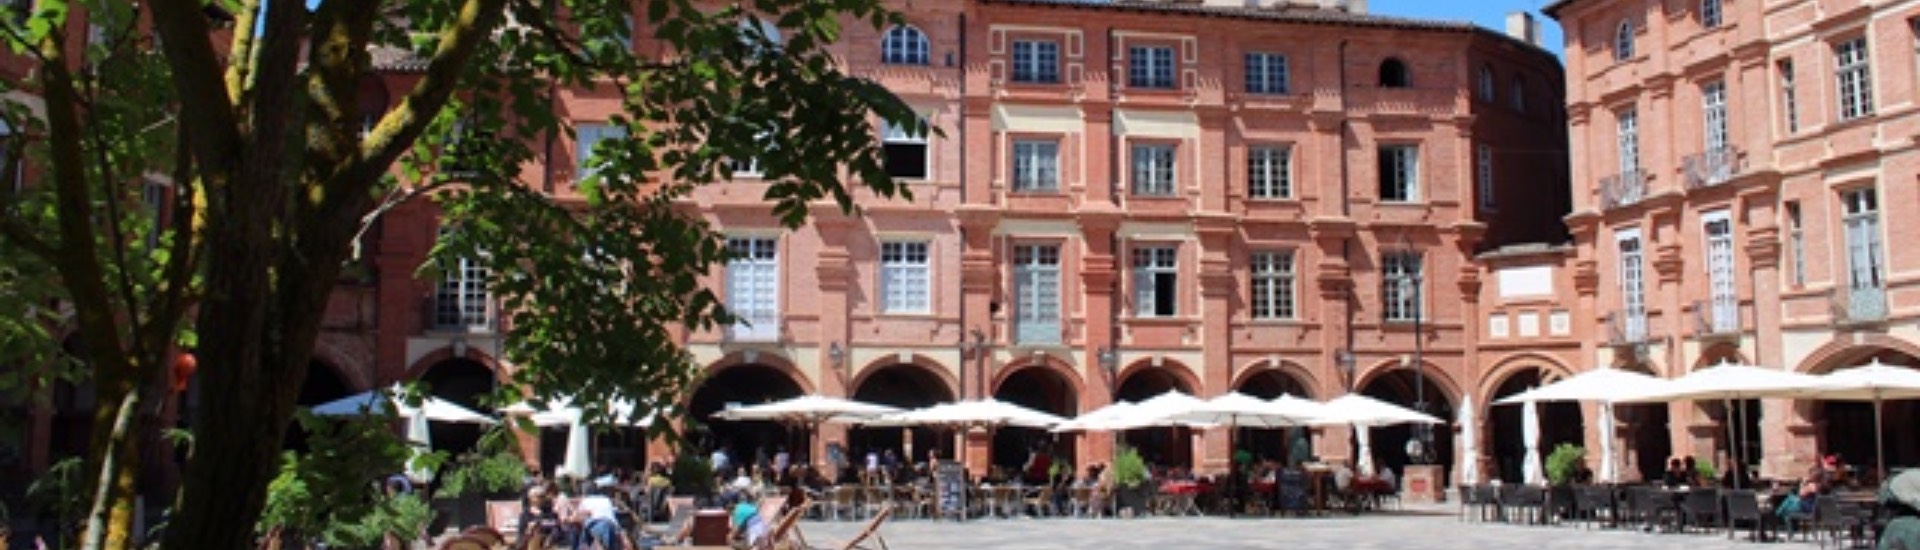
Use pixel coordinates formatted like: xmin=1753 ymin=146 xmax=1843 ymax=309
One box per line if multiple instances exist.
xmin=1808 ymin=359 xmax=1920 ymax=479
xmin=1355 ymin=423 xmax=1375 ymax=476
xmin=1457 ymin=392 xmax=1478 ymax=486
xmin=1521 ymin=399 xmax=1544 ymax=485
xmin=1597 ymin=401 xmax=1618 ymax=483
xmin=559 ymin=414 xmax=593 ymax=480
xmin=402 ymin=404 xmax=434 ymax=482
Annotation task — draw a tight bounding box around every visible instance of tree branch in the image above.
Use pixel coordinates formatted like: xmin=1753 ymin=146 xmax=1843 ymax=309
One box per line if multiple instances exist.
xmin=355 ymin=0 xmax=509 ymax=173
xmin=149 ymin=0 xmax=242 ymax=189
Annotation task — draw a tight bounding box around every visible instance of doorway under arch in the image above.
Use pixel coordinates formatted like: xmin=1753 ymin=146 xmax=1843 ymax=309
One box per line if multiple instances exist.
xmin=1817 ymin=349 xmax=1920 ymax=476
xmin=686 ymin=363 xmax=805 ymax=476
xmin=1357 ymin=368 xmax=1455 ymax=485
xmin=1488 ymin=367 xmax=1584 ymax=483
xmin=286 ymin=360 xmax=358 ymax=452
xmin=1237 ymin=369 xmax=1311 ymax=464
xmin=993 ymin=366 xmax=1078 ymax=481
xmin=1116 ymin=367 xmax=1193 ymax=469
xmin=418 ymin=357 xmax=497 ymax=458
xmin=851 ymin=363 xmax=956 ymax=466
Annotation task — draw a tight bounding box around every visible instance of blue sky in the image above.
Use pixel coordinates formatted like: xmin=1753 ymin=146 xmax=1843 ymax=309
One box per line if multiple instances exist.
xmin=1369 ymin=0 xmax=1565 ymax=56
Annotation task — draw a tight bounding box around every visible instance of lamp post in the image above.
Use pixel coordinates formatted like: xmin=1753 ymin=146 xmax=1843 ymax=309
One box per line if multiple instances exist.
xmin=1397 ymin=242 xmax=1431 ymax=465
xmin=828 ymin=341 xmax=848 ymax=382
xmin=1098 ymin=345 xmax=1120 ymax=462
xmin=964 ymin=328 xmax=987 ymax=398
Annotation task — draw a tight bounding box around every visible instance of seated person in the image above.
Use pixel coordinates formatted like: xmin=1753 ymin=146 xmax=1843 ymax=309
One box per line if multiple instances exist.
xmin=519 ymin=484 xmax=562 ymax=545
xmin=572 ymin=478 xmax=629 ymax=550
xmin=1378 ymin=467 xmax=1397 ymax=492
xmin=1880 ymin=470 xmax=1920 ymax=550
xmin=729 ymin=488 xmax=770 ymax=549
xmin=1663 ymin=458 xmax=1690 ymax=488
xmin=1775 ymin=481 xmax=1820 ymax=533
xmin=1332 ymin=462 xmax=1354 ymax=492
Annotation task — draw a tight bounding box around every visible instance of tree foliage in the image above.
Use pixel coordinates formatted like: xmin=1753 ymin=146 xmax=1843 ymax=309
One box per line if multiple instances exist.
xmin=0 ymin=0 xmax=922 ymax=547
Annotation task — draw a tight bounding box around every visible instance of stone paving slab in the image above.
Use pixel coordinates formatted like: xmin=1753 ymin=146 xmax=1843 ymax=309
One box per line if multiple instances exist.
xmin=783 ymin=505 xmax=1837 ymax=550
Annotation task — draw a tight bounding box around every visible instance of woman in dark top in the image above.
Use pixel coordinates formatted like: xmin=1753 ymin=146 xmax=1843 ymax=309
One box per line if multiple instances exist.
xmin=519 ymin=483 xmax=561 ymax=545
xmin=1663 ymin=458 xmax=1689 ymax=487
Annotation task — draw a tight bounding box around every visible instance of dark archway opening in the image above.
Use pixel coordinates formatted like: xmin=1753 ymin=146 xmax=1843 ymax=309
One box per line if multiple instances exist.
xmin=1116 ymin=367 xmax=1191 ymax=469
xmin=1237 ymin=370 xmax=1310 ymax=464
xmin=1358 ymin=368 xmax=1454 ymax=486
xmin=1378 ymin=58 xmax=1411 ymax=88
xmin=1488 ymin=367 xmax=1584 ymax=483
xmin=1820 ymin=350 xmax=1920 ymax=477
xmin=419 ymin=358 xmax=496 ymax=460
xmin=993 ymin=367 xmax=1077 ymax=482
xmin=686 ymin=364 xmax=804 ymax=477
xmin=851 ymin=364 xmax=955 ymax=467
xmin=285 ymin=361 xmax=357 ymax=452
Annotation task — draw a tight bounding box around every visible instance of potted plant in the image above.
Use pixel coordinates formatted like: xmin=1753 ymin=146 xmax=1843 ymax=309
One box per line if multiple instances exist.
xmin=433 ymin=432 xmax=528 ymax=532
xmin=1110 ymin=447 xmax=1151 ymax=515
xmin=1544 ymin=443 xmax=1586 ymax=486
xmin=668 ymin=451 xmax=716 ymax=506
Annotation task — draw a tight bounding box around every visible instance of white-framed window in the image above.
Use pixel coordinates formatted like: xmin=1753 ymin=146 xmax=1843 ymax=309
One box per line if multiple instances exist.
xmin=879 ymin=241 xmax=930 ymax=314
xmin=1127 ymin=45 xmax=1176 ymax=89
xmin=1381 ymin=251 xmax=1423 ymax=322
xmin=1778 ymin=59 xmax=1799 ymax=134
xmin=1245 ymin=52 xmax=1288 ymax=94
xmin=1132 ymin=246 xmax=1178 ymax=318
xmin=1786 ymin=201 xmax=1806 ymax=288
xmin=575 ymin=123 xmax=626 ymax=182
xmin=1377 ymin=144 xmax=1419 ymax=202
xmin=881 ymin=25 xmax=930 ymax=65
xmin=1477 ymin=65 xmax=1496 ymax=102
xmin=1702 ymin=81 xmax=1728 ymax=152
xmin=435 ymin=232 xmax=492 ymax=332
xmin=1702 ymin=211 xmax=1738 ymax=333
xmin=882 ymin=119 xmax=928 ymax=180
xmin=1476 ymin=144 xmax=1496 ymax=210
xmin=1131 ymin=143 xmax=1177 ymax=196
xmin=1842 ymin=188 xmax=1884 ymax=292
xmin=739 ymin=17 xmax=783 ymax=55
xmin=0 ymin=120 xmax=20 ymax=194
xmin=1617 ymin=229 xmax=1647 ymax=342
xmin=619 ymin=13 xmax=634 ymax=51
xmin=1247 ymin=145 xmax=1292 ymax=199
xmin=726 ymin=237 xmax=780 ymax=340
xmin=1013 ymin=243 xmax=1061 ymax=344
xmin=1836 ymin=37 xmax=1874 ymax=120
xmin=1510 ymin=76 xmax=1528 ymax=113
xmin=1614 ymin=19 xmax=1635 ymax=61
xmin=1011 ymin=40 xmax=1060 ymax=84
xmin=1249 ymin=250 xmax=1295 ymax=320
xmin=1011 ymin=139 xmax=1060 ymax=192
xmin=1617 ymin=108 xmax=1640 ymax=175
xmin=1700 ymin=0 xmax=1722 ymax=28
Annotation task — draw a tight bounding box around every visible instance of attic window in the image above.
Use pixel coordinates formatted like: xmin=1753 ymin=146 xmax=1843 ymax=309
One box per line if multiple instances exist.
xmin=1379 ymin=58 xmax=1410 ymax=88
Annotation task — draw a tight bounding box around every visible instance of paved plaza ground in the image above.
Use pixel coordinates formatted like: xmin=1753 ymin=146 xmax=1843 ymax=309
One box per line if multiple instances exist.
xmin=784 ymin=505 xmax=1837 ymax=550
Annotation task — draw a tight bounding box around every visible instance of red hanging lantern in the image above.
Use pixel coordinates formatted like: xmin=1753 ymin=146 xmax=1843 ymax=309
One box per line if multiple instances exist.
xmin=171 ymin=352 xmax=198 ymax=392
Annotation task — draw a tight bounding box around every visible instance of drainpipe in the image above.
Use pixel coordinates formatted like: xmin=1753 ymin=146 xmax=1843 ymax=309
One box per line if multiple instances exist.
xmin=1337 ymin=39 xmax=1357 ymax=394
xmin=956 ymin=12 xmax=969 ymax=400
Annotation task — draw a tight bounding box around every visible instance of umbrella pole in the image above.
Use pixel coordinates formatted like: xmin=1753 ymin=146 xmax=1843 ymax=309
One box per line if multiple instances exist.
xmin=1723 ymin=398 xmax=1738 ymax=489
xmin=1875 ymin=393 xmax=1887 ymax=483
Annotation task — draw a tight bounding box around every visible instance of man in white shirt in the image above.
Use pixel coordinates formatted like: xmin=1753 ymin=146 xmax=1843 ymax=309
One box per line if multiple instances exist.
xmin=574 ymin=478 xmax=627 ymax=550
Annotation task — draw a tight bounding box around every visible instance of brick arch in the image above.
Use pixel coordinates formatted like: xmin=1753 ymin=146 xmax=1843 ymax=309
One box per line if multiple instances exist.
xmin=1691 ymin=342 xmax=1750 ymax=372
xmin=310 ymin=343 xmax=373 ymax=393
xmin=402 ymin=345 xmax=505 ymax=382
xmin=850 ymin=354 xmax=958 ymax=401
xmin=700 ymin=350 xmax=815 ymax=395
xmin=1793 ymin=335 xmax=1920 ymax=375
xmin=1231 ymin=358 xmax=1322 ymax=400
xmin=1475 ymin=352 xmax=1576 ymax=405
xmin=1113 ymin=357 xmax=1201 ymax=397
xmin=1353 ymin=358 xmax=1463 ymax=407
xmin=990 ymin=354 xmax=1087 ymax=401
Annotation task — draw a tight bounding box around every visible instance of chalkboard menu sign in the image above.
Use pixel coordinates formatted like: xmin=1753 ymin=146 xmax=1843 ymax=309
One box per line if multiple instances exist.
xmin=934 ymin=461 xmax=967 ymax=520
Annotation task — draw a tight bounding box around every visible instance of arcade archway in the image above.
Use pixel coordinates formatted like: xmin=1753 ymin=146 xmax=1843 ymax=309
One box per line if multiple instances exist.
xmin=851 ymin=363 xmax=956 ymax=466
xmin=1357 ymin=367 xmax=1455 ymax=485
xmin=419 ymin=357 xmax=497 ymax=458
xmin=286 ymin=360 xmax=358 ymax=451
xmin=1116 ymin=366 xmax=1193 ymax=468
xmin=1237 ymin=368 xmax=1311 ymax=464
xmin=1813 ymin=348 xmax=1920 ymax=476
xmin=1488 ymin=367 xmax=1583 ymax=483
xmin=686 ymin=363 xmax=805 ymax=475
xmin=993 ymin=366 xmax=1078 ymax=480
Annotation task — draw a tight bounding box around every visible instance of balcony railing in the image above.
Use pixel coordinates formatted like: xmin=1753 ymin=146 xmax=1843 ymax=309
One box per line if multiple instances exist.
xmin=1691 ymin=299 xmax=1739 ymax=338
xmin=1605 ymin=310 xmax=1649 ymax=346
xmin=1599 ymin=169 xmax=1647 ymax=210
xmin=1831 ymin=287 xmax=1889 ymax=325
xmin=1683 ymin=147 xmax=1743 ymax=190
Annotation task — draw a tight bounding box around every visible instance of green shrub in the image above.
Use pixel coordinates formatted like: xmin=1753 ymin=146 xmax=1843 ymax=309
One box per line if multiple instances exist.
xmin=321 ymin=493 xmax=434 ymax=550
xmin=437 ymin=430 xmax=527 ymax=498
xmin=669 ymin=452 xmax=715 ymax=495
xmin=1544 ymin=443 xmax=1586 ymax=485
xmin=1112 ymin=446 xmax=1148 ymax=489
xmin=1696 ymin=460 xmax=1718 ymax=484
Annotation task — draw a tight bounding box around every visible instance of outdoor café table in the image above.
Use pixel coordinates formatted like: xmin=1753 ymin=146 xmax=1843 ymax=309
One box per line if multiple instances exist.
xmin=1160 ymin=481 xmax=1204 ymax=516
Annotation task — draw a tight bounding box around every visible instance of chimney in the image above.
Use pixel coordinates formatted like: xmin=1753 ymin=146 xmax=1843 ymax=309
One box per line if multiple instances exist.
xmin=1506 ymin=11 xmax=1540 ymax=46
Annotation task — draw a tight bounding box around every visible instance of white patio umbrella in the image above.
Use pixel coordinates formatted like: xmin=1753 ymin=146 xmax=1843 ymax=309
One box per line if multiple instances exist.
xmin=1521 ymin=399 xmax=1544 ymax=485
xmin=310 ymin=385 xmax=497 ymax=424
xmin=1165 ymin=391 xmax=1324 ymax=428
xmin=1313 ymin=394 xmax=1445 ymax=427
xmin=1808 ymin=359 xmax=1920 ymax=479
xmin=1493 ymin=367 xmax=1674 ymax=405
xmin=1457 ymin=392 xmax=1479 ymax=485
xmin=873 ymin=398 xmax=1067 ymax=430
xmin=1617 ymin=360 xmax=1822 ymax=487
xmin=710 ymin=394 xmax=902 ymax=425
xmin=1050 ymin=401 xmax=1140 ymax=433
